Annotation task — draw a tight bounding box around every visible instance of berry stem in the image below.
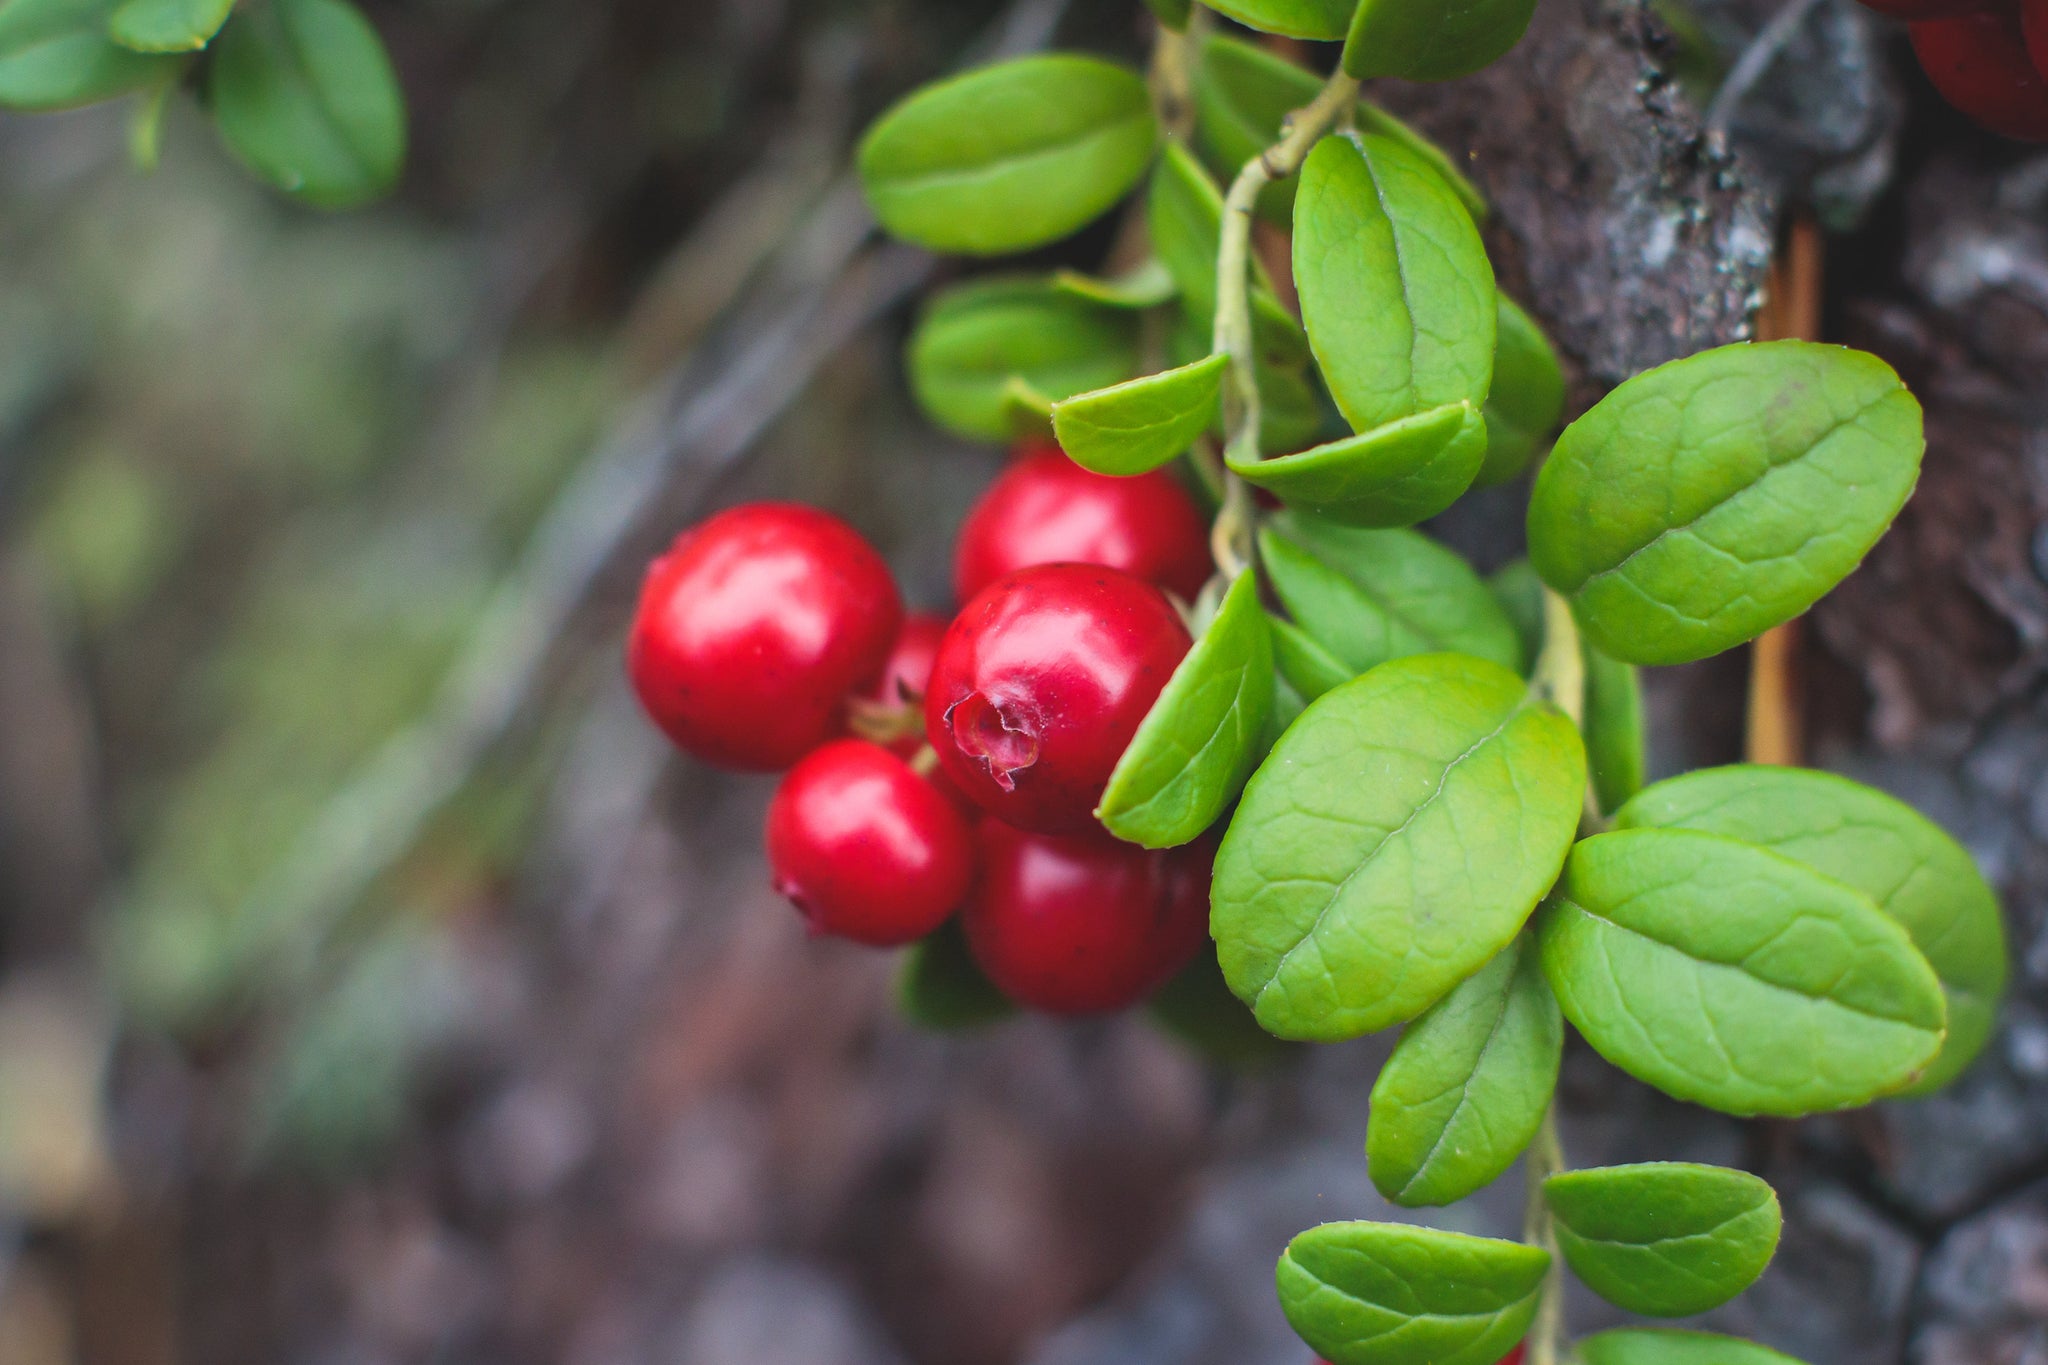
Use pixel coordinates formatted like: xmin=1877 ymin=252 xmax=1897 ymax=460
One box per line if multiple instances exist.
xmin=1521 ymin=1103 xmax=1566 ymax=1365
xmin=1146 ymin=6 xmax=1205 ymax=143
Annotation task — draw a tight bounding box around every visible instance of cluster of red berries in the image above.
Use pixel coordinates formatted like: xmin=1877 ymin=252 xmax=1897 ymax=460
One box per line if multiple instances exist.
xmin=1857 ymin=0 xmax=2048 ymax=141
xmin=626 ymin=444 xmax=1219 ymax=1015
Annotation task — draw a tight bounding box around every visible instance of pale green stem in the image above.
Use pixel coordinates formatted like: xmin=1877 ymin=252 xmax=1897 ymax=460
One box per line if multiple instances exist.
xmin=1522 ymin=1104 xmax=1567 ymax=1365
xmin=1147 ymin=7 xmax=1206 ymax=142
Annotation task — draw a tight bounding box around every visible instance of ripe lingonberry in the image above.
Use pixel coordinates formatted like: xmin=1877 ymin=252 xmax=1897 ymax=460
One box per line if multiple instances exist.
xmin=2027 ymin=0 xmax=2048 ymax=83
xmin=964 ymin=821 xmax=1212 ymax=1014
xmin=926 ymin=564 xmax=1193 ymax=834
xmin=766 ymin=739 xmax=974 ymax=947
xmin=1912 ymin=9 xmax=2048 ymax=141
xmin=848 ymin=612 xmax=948 ymax=756
xmin=628 ymin=503 xmax=902 ymax=771
xmin=954 ymin=445 xmax=1212 ymax=605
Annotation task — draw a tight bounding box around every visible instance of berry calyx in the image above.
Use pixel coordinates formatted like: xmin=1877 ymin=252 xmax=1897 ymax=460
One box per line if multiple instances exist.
xmin=964 ymin=821 xmax=1212 ymax=1014
xmin=1911 ymin=9 xmax=2048 ymax=142
xmin=765 ymin=739 xmax=975 ymax=947
xmin=628 ymin=503 xmax=902 ymax=771
xmin=954 ymin=446 xmax=1213 ymax=605
xmin=925 ymin=564 xmax=1193 ymax=834
xmin=847 ymin=612 xmax=948 ymax=756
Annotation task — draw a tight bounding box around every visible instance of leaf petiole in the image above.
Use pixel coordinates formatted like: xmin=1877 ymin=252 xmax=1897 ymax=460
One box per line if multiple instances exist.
xmin=1521 ymin=1104 xmax=1566 ymax=1365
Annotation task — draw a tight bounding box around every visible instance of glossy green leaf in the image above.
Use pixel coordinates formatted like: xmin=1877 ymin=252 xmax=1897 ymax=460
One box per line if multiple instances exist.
xmin=1538 ymin=828 xmax=1948 ymax=1116
xmin=1368 ymin=935 xmax=1562 ymax=1207
xmin=1528 ymin=342 xmax=1925 ymax=666
xmin=899 ymin=921 xmax=1015 ymax=1030
xmin=1149 ymin=946 xmax=1294 ymax=1069
xmin=1192 ymin=33 xmax=1486 ymax=224
xmin=908 ymin=277 xmax=1140 ymax=441
xmin=1167 ymin=310 xmax=1327 ymax=456
xmin=1205 ymin=0 xmax=1357 ymax=40
xmin=1487 ymin=559 xmax=1546 ymax=675
xmin=0 ymin=0 xmax=173 ymax=109
xmin=1100 ymin=570 xmax=1273 ymax=848
xmin=1260 ymin=515 xmax=1522 ymax=676
xmin=1577 ymin=1330 xmax=1810 ymax=1365
xmin=1546 ymin=1162 xmax=1781 ymax=1316
xmin=1584 ymin=643 xmax=1644 ymax=815
xmin=1295 ymin=132 xmax=1496 ymax=436
xmin=1150 ymin=143 xmax=1308 ymax=364
xmin=857 ymin=54 xmax=1157 ymax=256
xmin=1052 ymin=260 xmax=1176 ymax=310
xmin=1342 ymin=0 xmax=1541 ymax=81
xmin=1616 ymin=766 xmax=2008 ymax=1095
xmin=1278 ymin=1222 xmax=1550 ymax=1365
xmin=1269 ymin=614 xmax=1353 ymax=702
xmin=1054 ymin=353 xmax=1227 ymax=477
xmin=208 ymin=0 xmax=405 ymax=208
xmin=109 ymin=0 xmax=230 ymax=52
xmin=1478 ymin=295 xmax=1566 ymax=487
xmin=1215 ymin=653 xmax=1586 ymax=1041
xmin=1230 ymin=400 xmax=1485 ymax=527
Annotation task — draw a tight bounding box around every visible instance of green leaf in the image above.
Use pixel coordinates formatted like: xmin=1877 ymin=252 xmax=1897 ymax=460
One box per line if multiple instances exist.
xmin=857 ymin=54 xmax=1157 ymax=256
xmin=1527 ymin=341 xmax=1925 ymax=666
xmin=1342 ymin=0 xmax=1541 ymax=82
xmin=1487 ymin=559 xmax=1547 ymax=675
xmin=1478 ymin=295 xmax=1566 ymax=487
xmin=1205 ymin=0 xmax=1358 ymax=40
xmin=1054 ymin=352 xmax=1227 ymax=477
xmin=1270 ymin=613 xmax=1353 ymax=702
xmin=899 ymin=920 xmax=1015 ymax=1030
xmin=1052 ymin=260 xmax=1177 ymax=310
xmin=1150 ymin=143 xmax=1308 ymax=364
xmin=1537 ymin=828 xmax=1948 ymax=1116
xmin=1149 ymin=945 xmax=1294 ymax=1069
xmin=207 ymin=0 xmax=405 ymax=208
xmin=908 ymin=277 xmax=1140 ymax=441
xmin=109 ymin=0 xmax=231 ymax=52
xmin=1295 ymin=132 xmax=1496 ymax=436
xmin=1278 ymin=1222 xmax=1550 ymax=1365
xmin=1145 ymin=0 xmax=1193 ymax=30
xmin=1099 ymin=570 xmax=1273 ymax=849
xmin=0 ymin=0 xmax=175 ymax=109
xmin=1230 ymin=400 xmax=1486 ymax=527
xmin=1546 ymin=1162 xmax=1781 ymax=1317
xmin=1215 ymin=653 xmax=1586 ymax=1041
xmin=1368 ymin=935 xmax=1562 ymax=1207
xmin=1583 ymin=643 xmax=1644 ymax=815
xmin=1260 ymin=515 xmax=1522 ymax=676
xmin=1616 ymin=766 xmax=2008 ymax=1095
xmin=1576 ymin=1330 xmax=1810 ymax=1365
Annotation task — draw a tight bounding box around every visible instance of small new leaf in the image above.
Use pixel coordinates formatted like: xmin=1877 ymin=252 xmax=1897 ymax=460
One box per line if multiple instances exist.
xmin=0 ymin=0 xmax=175 ymax=109
xmin=908 ymin=277 xmax=1140 ymax=441
xmin=1576 ymin=1330 xmax=1811 ymax=1365
xmin=1052 ymin=259 xmax=1176 ymax=310
xmin=1099 ymin=569 xmax=1274 ymax=849
xmin=1343 ymin=0 xmax=1542 ymax=82
xmin=857 ymin=54 xmax=1157 ymax=256
xmin=1053 ymin=352 xmax=1227 ymax=477
xmin=1545 ymin=1162 xmax=1781 ymax=1317
xmin=1229 ymin=401 xmax=1486 ymax=527
xmin=1368 ymin=935 xmax=1562 ymax=1207
xmin=1277 ymin=1222 xmax=1550 ymax=1365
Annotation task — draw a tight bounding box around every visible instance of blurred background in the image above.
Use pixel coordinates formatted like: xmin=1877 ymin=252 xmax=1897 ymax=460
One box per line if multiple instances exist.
xmin=0 ymin=0 xmax=2045 ymax=1361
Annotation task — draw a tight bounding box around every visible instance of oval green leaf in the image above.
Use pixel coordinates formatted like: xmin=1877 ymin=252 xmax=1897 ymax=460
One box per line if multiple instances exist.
xmin=1294 ymin=131 xmax=1496 ymax=435
xmin=0 ymin=0 xmax=175 ymax=109
xmin=1584 ymin=643 xmax=1644 ymax=816
xmin=899 ymin=920 xmax=1015 ymax=1030
xmin=1615 ymin=766 xmax=2008 ymax=1095
xmin=1231 ymin=400 xmax=1485 ymax=527
xmin=1545 ymin=1162 xmax=1781 ymax=1317
xmin=1537 ymin=828 xmax=1948 ymax=1116
xmin=109 ymin=0 xmax=230 ymax=52
xmin=1270 ymin=613 xmax=1353 ymax=702
xmin=1577 ymin=1330 xmax=1810 ymax=1365
xmin=1099 ymin=569 xmax=1273 ymax=849
xmin=857 ymin=54 xmax=1157 ymax=256
xmin=1259 ymin=515 xmax=1522 ymax=676
xmin=1279 ymin=1222 xmax=1551 ymax=1365
xmin=1368 ymin=934 xmax=1562 ymax=1207
xmin=1215 ymin=653 xmax=1586 ymax=1041
xmin=1054 ymin=352 xmax=1227 ymax=477
xmin=908 ymin=277 xmax=1140 ymax=441
xmin=1342 ymin=0 xmax=1541 ymax=82
xmin=1205 ymin=0 xmax=1357 ymax=40
xmin=1478 ymin=295 xmax=1566 ymax=487
xmin=1149 ymin=945 xmax=1294 ymax=1070
xmin=208 ymin=0 xmax=405 ymax=208
xmin=1527 ymin=341 xmax=1925 ymax=666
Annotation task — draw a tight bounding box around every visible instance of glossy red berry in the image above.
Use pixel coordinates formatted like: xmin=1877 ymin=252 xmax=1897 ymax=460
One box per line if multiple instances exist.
xmin=926 ymin=564 xmax=1193 ymax=834
xmin=628 ymin=503 xmax=902 ymax=771
xmin=954 ymin=447 xmax=1213 ymax=605
xmin=964 ymin=821 xmax=1212 ymax=1014
xmin=848 ymin=612 xmax=948 ymax=756
xmin=766 ymin=740 xmax=974 ymax=947
xmin=1912 ymin=9 xmax=2048 ymax=142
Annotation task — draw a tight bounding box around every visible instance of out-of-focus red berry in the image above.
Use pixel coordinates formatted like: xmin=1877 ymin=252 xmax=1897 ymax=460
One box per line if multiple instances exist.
xmin=2026 ymin=0 xmax=2048 ymax=82
xmin=848 ymin=612 xmax=949 ymax=756
xmin=1853 ymin=0 xmax=1998 ymax=20
xmin=925 ymin=564 xmax=1193 ymax=834
xmin=1912 ymin=9 xmax=2048 ymax=142
xmin=954 ymin=447 xmax=1212 ymax=604
xmin=628 ymin=503 xmax=902 ymax=771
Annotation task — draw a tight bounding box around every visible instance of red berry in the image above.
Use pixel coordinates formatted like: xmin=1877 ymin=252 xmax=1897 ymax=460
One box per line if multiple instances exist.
xmin=766 ymin=739 xmax=975 ymax=947
xmin=1912 ymin=9 xmax=2048 ymax=141
xmin=628 ymin=503 xmax=902 ymax=771
xmin=925 ymin=564 xmax=1193 ymax=834
xmin=848 ymin=612 xmax=949 ymax=757
xmin=1853 ymin=0 xmax=1997 ymax=19
xmin=2027 ymin=0 xmax=2048 ymax=80
xmin=964 ymin=821 xmax=1212 ymax=1014
xmin=954 ymin=447 xmax=1213 ymax=605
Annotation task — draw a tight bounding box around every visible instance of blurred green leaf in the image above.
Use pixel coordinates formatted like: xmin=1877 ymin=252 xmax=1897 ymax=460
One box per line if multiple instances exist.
xmin=109 ymin=0 xmax=231 ymax=52
xmin=0 ymin=0 xmax=177 ymax=109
